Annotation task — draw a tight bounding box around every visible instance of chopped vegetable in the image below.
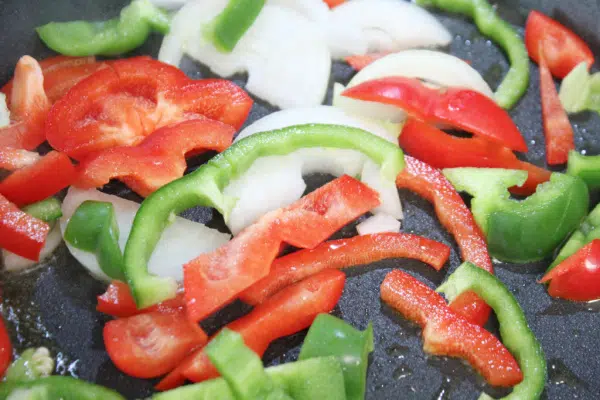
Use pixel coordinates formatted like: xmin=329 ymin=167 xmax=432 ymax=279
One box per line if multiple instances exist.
xmin=123 ymin=123 xmax=404 ymax=309
xmin=0 ymin=318 xmax=11 ymax=380
xmin=5 ymin=348 xmax=53 ymax=383
xmin=323 ymin=0 xmax=345 ymax=8
xmin=559 ymin=62 xmax=592 ymax=113
xmin=343 ymin=77 xmax=528 ymax=152
xmin=46 ymin=57 xmax=252 ymax=160
xmin=0 ymin=376 xmax=126 ymax=399
xmin=399 ymin=118 xmax=550 ymax=195
xmin=1 ymin=225 xmax=62 ymax=272
xmin=525 ymin=10 xmax=594 ymax=79
xmin=541 ymin=239 xmax=600 ymax=301
xmin=0 ymin=194 xmax=49 ymax=261
xmin=0 ymin=147 xmax=39 ymax=171
xmin=21 ymin=198 xmax=62 ymax=223
xmin=36 ymin=0 xmax=170 ymax=56
xmin=96 ymin=281 xmax=185 ymax=318
xmin=299 ymin=314 xmax=373 ymax=400
xmin=64 ymin=201 xmax=125 ymax=280
xmin=438 ymin=262 xmax=546 ymax=400
xmin=0 ymin=94 xmax=9 ymax=127
xmin=355 ymin=212 xmax=400 ymax=235
xmin=567 ymin=150 xmax=600 ymax=190
xmin=206 ymin=0 xmax=266 ymax=53
xmin=344 ymin=52 xmax=390 ymax=71
xmin=444 ymin=168 xmax=589 ymax=263
xmin=240 ymin=232 xmax=451 ymax=305
xmin=184 ymin=175 xmax=379 ymax=322
xmin=381 ymin=270 xmax=523 ymax=387
xmin=416 ymin=0 xmax=529 ymax=109
xmin=396 ymin=156 xmax=493 ymax=326
xmin=74 ymin=118 xmax=235 ymax=197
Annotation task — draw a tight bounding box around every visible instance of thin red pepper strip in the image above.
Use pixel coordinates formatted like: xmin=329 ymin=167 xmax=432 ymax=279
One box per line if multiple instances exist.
xmin=97 ymin=281 xmax=186 ymax=318
xmin=540 ymin=240 xmax=600 ymax=301
xmin=184 ymin=175 xmax=379 ymax=323
xmin=380 ymin=270 xmax=523 ymax=387
xmin=539 ymin=57 xmax=575 ymax=165
xmin=156 ymin=269 xmax=346 ymax=390
xmin=342 ymin=76 xmax=528 ymax=152
xmin=0 ymin=146 xmax=40 ymax=171
xmin=239 ymin=232 xmax=451 ymax=306
xmin=345 ymin=52 xmax=391 ymax=71
xmin=0 ymin=193 xmax=49 ymax=260
xmin=396 ymin=156 xmax=492 ymax=326
xmin=323 ymin=0 xmax=346 ymax=8
xmin=74 ymin=118 xmax=235 ymax=197
xmin=0 ymin=151 xmax=76 ymax=207
xmin=399 ymin=118 xmax=551 ymax=195
xmin=0 ymin=318 xmax=11 ymax=379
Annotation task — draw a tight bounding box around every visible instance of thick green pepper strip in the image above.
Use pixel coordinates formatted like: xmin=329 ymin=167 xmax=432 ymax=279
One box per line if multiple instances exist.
xmin=64 ymin=201 xmax=125 ymax=281
xmin=566 ymin=150 xmax=600 ymax=190
xmin=444 ymin=168 xmax=589 ymax=263
xmin=438 ymin=262 xmax=546 ymax=400
xmin=21 ymin=198 xmax=62 ymax=223
xmin=416 ymin=0 xmax=529 ymax=109
xmin=299 ymin=314 xmax=373 ymax=400
xmin=0 ymin=376 xmax=126 ymax=400
xmin=205 ymin=329 xmax=292 ymax=400
xmin=4 ymin=348 xmax=53 ymax=383
xmin=123 ymin=124 xmax=405 ymax=308
xmin=36 ymin=0 xmax=170 ymax=57
xmin=206 ymin=0 xmax=266 ymax=53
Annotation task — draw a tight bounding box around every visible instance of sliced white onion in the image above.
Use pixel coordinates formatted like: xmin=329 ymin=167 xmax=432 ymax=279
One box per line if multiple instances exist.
xmin=270 ymin=0 xmax=329 ymax=22
xmin=149 ymin=0 xmax=189 ymax=9
xmin=1 ymin=225 xmax=62 ymax=272
xmin=326 ymin=0 xmax=452 ymax=59
xmin=225 ymin=106 xmax=402 ymax=234
xmin=333 ymin=49 xmax=495 ymax=122
xmin=0 ymin=93 xmax=9 ymax=128
xmin=158 ymin=1 xmax=207 ymax=66
xmin=361 ymin=160 xmax=402 ymax=219
xmin=60 ymin=188 xmax=230 ymax=282
xmin=356 ymin=212 xmax=401 ymax=235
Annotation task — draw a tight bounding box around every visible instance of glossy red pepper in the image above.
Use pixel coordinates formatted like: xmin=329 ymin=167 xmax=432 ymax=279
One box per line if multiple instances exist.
xmin=342 ymin=76 xmax=528 ymax=152
xmin=0 ymin=318 xmax=11 ymax=379
xmin=381 ymin=269 xmax=523 ymax=387
xmin=323 ymin=0 xmax=346 ymax=8
xmin=240 ymin=232 xmax=451 ymax=305
xmin=0 ymin=151 xmax=76 ymax=206
xmin=399 ymin=118 xmax=551 ymax=195
xmin=0 ymin=193 xmax=49 ymax=260
xmin=540 ymin=239 xmax=600 ymax=301
xmin=0 ymin=147 xmax=40 ymax=171
xmin=345 ymin=52 xmax=390 ymax=71
xmin=74 ymin=118 xmax=235 ymax=197
xmin=525 ymin=11 xmax=594 ymax=79
xmin=157 ymin=269 xmax=346 ymax=390
xmin=97 ymin=281 xmax=185 ymax=318
xmin=46 ymin=57 xmax=252 ymax=160
xmin=396 ymin=156 xmax=492 ymax=326
xmin=0 ymin=56 xmax=50 ymax=150
xmin=184 ymin=175 xmax=379 ymax=323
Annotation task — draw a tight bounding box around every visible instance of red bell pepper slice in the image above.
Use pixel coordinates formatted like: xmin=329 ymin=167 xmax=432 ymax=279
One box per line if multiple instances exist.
xmin=46 ymin=57 xmax=252 ymax=160
xmin=157 ymin=269 xmax=346 ymax=390
xmin=104 ymin=309 xmax=208 ymax=379
xmin=0 ymin=151 xmax=76 ymax=206
xmin=525 ymin=11 xmax=594 ymax=79
xmin=399 ymin=118 xmax=551 ymax=195
xmin=540 ymin=240 xmax=600 ymax=301
xmin=396 ymin=156 xmax=492 ymax=326
xmin=0 ymin=56 xmax=50 ymax=150
xmin=345 ymin=52 xmax=391 ymax=71
xmin=74 ymin=118 xmax=235 ymax=197
xmin=539 ymin=58 xmax=575 ymax=165
xmin=323 ymin=0 xmax=346 ymax=8
xmin=381 ymin=270 xmax=523 ymax=387
xmin=342 ymin=76 xmax=528 ymax=152
xmin=0 ymin=193 xmax=49 ymax=260
xmin=184 ymin=175 xmax=379 ymax=323
xmin=0 ymin=147 xmax=40 ymax=171
xmin=240 ymin=232 xmax=451 ymax=306
xmin=97 ymin=280 xmax=186 ymax=318
xmin=0 ymin=318 xmax=12 ymax=379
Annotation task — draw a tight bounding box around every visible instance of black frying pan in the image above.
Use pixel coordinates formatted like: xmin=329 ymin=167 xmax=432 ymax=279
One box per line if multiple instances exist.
xmin=1 ymin=0 xmax=599 ymax=398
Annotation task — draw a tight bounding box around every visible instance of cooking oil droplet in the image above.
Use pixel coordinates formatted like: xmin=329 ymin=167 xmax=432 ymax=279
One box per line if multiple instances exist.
xmin=432 ymin=377 xmax=453 ymax=400
xmin=392 ymin=364 xmax=413 ymax=380
xmin=548 ymin=359 xmax=588 ymax=389
xmin=55 ymin=352 xmax=80 ymax=378
xmin=530 ymin=140 xmax=536 ymax=145
xmin=386 ymin=344 xmax=409 ymax=359
xmin=540 ymin=300 xmax=600 ymax=316
xmin=581 ymin=149 xmax=587 ymax=155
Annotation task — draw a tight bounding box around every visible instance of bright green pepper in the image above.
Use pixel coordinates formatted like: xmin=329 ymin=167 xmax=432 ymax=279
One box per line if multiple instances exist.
xmin=206 ymin=0 xmax=266 ymax=52
xmin=205 ymin=329 xmax=292 ymax=400
xmin=444 ymin=168 xmax=589 ymax=263
xmin=64 ymin=201 xmax=125 ymax=281
xmin=438 ymin=262 xmax=546 ymax=400
xmin=0 ymin=376 xmax=125 ymax=400
xmin=4 ymin=348 xmax=53 ymax=383
xmin=567 ymin=150 xmax=600 ymax=190
xmin=21 ymin=198 xmax=62 ymax=223
xmin=123 ymin=124 xmax=405 ymax=308
xmin=416 ymin=0 xmax=529 ymax=109
xmin=36 ymin=0 xmax=170 ymax=57
xmin=299 ymin=314 xmax=373 ymax=400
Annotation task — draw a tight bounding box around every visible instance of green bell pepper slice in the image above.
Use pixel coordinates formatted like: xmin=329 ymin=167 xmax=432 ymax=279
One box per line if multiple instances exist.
xmin=438 ymin=262 xmax=546 ymax=400
xmin=299 ymin=314 xmax=373 ymax=400
xmin=123 ymin=123 xmax=405 ymax=308
xmin=567 ymin=150 xmax=600 ymax=190
xmin=0 ymin=376 xmax=125 ymax=400
xmin=36 ymin=0 xmax=170 ymax=57
xmin=21 ymin=198 xmax=62 ymax=224
xmin=416 ymin=0 xmax=529 ymax=109
xmin=64 ymin=200 xmax=125 ymax=281
xmin=206 ymin=0 xmax=266 ymax=53
xmin=444 ymin=168 xmax=589 ymax=263
xmin=4 ymin=348 xmax=53 ymax=383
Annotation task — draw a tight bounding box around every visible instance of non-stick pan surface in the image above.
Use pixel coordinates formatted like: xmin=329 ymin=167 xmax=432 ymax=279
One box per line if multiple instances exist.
xmin=1 ymin=0 xmax=599 ymax=398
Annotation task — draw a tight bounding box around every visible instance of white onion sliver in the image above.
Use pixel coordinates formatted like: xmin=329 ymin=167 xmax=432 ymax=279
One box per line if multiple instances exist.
xmin=2 ymin=225 xmax=62 ymax=273
xmin=0 ymin=93 xmax=9 ymax=128
xmin=60 ymin=188 xmax=230 ymax=282
xmin=158 ymin=1 xmax=208 ymax=66
xmin=357 ymin=213 xmax=401 ymax=235
xmin=361 ymin=160 xmax=403 ymax=219
xmin=270 ymin=0 xmax=329 ymax=22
